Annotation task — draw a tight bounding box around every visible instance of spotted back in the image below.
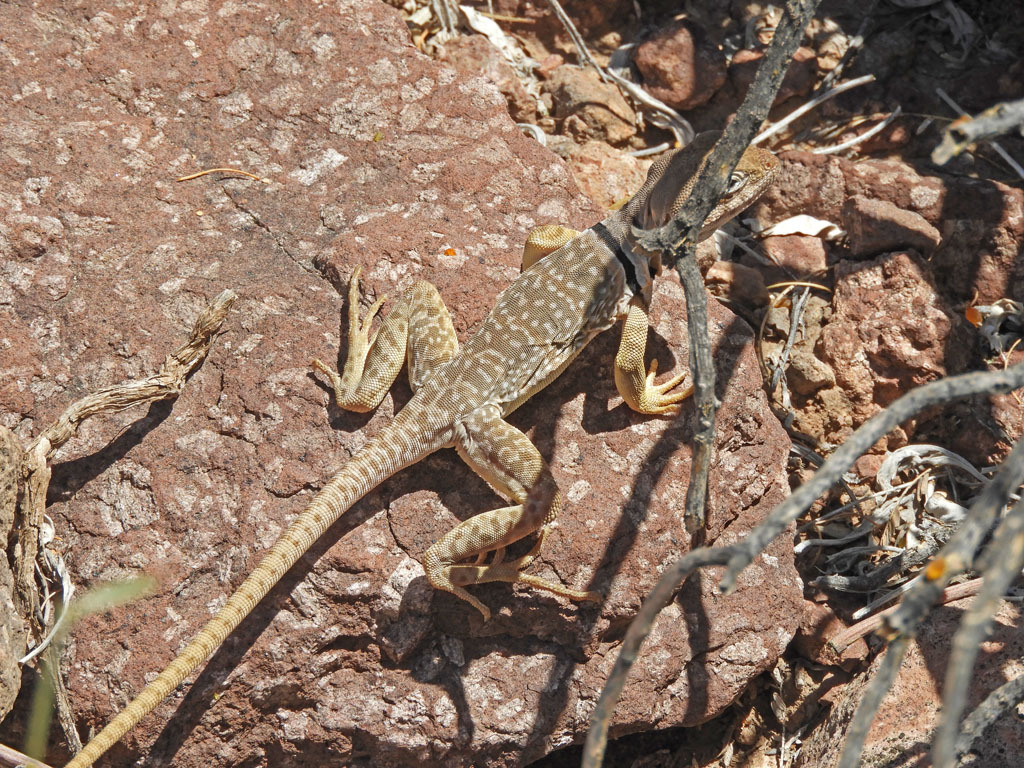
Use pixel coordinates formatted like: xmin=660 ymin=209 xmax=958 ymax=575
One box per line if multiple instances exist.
xmin=411 ymin=133 xmax=778 ymax=423
xmin=432 ymin=228 xmax=626 ymax=417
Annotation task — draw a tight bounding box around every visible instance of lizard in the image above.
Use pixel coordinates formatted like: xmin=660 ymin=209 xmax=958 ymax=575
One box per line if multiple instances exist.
xmin=63 ymin=131 xmax=777 ymax=768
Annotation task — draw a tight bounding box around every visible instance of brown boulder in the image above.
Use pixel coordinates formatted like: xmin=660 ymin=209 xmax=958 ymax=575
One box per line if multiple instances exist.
xmin=0 ymin=1 xmax=799 ymax=765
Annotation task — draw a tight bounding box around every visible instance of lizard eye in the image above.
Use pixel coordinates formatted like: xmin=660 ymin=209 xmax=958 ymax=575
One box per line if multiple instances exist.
xmin=726 ymin=171 xmax=747 ymax=194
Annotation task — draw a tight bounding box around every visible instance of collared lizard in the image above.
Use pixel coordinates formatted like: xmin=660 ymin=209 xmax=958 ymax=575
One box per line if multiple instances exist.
xmin=64 ymin=131 xmax=777 ymax=767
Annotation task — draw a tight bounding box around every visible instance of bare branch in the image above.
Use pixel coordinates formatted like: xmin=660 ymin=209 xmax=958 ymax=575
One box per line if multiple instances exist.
xmin=933 ymin=499 xmax=1024 ymax=766
xmin=0 ymin=741 xmax=54 ymax=768
xmin=582 ymin=1 xmax=823 ymax=764
xmin=31 ymin=290 xmax=236 ymax=460
xmin=638 ymin=0 xmax=824 ymax=535
xmin=954 ymin=674 xmax=1024 ymax=761
xmin=837 ymin=435 xmax=1024 ymax=768
xmin=932 ymin=97 xmax=1024 ymax=165
xmin=721 ymin=364 xmax=1024 ymax=592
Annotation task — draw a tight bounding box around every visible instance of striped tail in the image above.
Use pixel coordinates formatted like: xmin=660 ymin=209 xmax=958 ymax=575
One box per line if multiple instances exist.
xmin=65 ymin=416 xmax=437 ymax=768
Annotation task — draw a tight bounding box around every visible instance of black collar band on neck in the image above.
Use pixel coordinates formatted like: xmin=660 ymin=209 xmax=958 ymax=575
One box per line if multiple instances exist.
xmin=592 ymin=221 xmax=641 ymax=294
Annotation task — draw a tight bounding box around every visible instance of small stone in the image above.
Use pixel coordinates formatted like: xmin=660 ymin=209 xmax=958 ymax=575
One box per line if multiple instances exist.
xmin=841 ymin=195 xmax=942 ymax=258
xmin=853 ymin=452 xmax=885 ymax=480
xmin=632 ymin=20 xmax=727 ymax=110
xmin=706 ymin=261 xmax=769 ymax=307
xmin=535 ymin=53 xmax=564 ymax=79
xmin=762 ymin=234 xmax=829 ymax=275
xmin=542 ymin=65 xmax=637 ymax=144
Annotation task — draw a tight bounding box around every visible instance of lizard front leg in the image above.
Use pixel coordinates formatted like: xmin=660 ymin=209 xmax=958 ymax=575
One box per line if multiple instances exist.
xmin=521 ymin=224 xmax=578 ymax=271
xmin=422 ymin=404 xmax=599 ymax=620
xmin=525 ymin=227 xmax=691 ymax=415
xmin=313 ymin=266 xmax=459 ymax=412
xmin=615 ymin=299 xmax=693 ymax=415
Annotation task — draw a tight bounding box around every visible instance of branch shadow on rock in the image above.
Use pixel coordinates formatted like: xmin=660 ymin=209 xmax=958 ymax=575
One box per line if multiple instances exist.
xmin=518 ymin=312 xmax=751 ymax=760
xmin=47 ymin=400 xmax=175 ymax=505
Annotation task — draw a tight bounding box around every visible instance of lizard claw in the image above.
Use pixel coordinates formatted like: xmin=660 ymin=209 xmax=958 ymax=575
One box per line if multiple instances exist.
xmin=312 ymin=266 xmax=387 ymax=412
xmin=347 ymin=265 xmax=386 ymax=351
xmin=639 ymin=359 xmax=693 ymax=415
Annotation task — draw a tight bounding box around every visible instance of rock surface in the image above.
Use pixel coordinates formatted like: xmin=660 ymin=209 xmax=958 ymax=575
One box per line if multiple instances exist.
xmin=752 ymin=151 xmax=1024 ymax=463
xmin=819 ymin=251 xmax=965 ymax=439
xmin=542 ymin=67 xmax=637 ymax=145
xmin=543 ymin=138 xmax=647 ymax=210
xmin=796 ymin=598 xmax=1024 ymax=768
xmin=632 ymin=20 xmax=727 ymax=111
xmin=437 ymin=35 xmax=537 ymax=124
xmin=753 ymin=151 xmax=1024 ymax=305
xmin=0 ymin=1 xmax=800 ymax=766
xmin=840 ymin=195 xmax=942 ymax=258
xmin=0 ymin=428 xmax=27 ymax=723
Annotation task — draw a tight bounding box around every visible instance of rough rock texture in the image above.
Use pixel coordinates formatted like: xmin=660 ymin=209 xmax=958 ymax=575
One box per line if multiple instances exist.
xmin=542 ymin=67 xmax=637 ymax=145
xmin=0 ymin=427 xmax=27 ymax=723
xmin=818 ymin=251 xmax=966 ymax=440
xmin=760 ymin=234 xmax=828 ymax=277
xmin=543 ymin=138 xmax=647 ymax=210
xmin=632 ymin=20 xmax=727 ymax=111
xmin=754 ymin=152 xmax=1024 ymax=304
xmin=796 ymin=599 xmax=1024 ymax=768
xmin=437 ymin=35 xmax=537 ymax=124
xmin=753 ymin=151 xmax=1024 ymax=462
xmin=0 ymin=1 xmax=800 ymax=766
xmin=840 ymin=195 xmax=942 ymax=258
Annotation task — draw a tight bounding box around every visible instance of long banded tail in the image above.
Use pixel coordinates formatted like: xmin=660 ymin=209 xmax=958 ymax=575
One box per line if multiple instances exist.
xmin=66 ymin=417 xmax=437 ymax=768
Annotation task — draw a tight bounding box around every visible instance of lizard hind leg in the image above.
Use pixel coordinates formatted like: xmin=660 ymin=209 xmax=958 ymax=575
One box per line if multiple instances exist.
xmin=423 ymin=406 xmax=599 ymax=621
xmin=313 ymin=267 xmax=459 ymax=412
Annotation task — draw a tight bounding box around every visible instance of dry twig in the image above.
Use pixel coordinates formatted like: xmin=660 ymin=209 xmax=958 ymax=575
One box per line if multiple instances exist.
xmin=5 ymin=290 xmax=235 ymax=760
xmin=0 ymin=741 xmax=53 ymax=768
xmin=837 ymin=435 xmax=1024 ymax=768
xmin=587 ymin=360 xmax=1024 ymax=768
xmin=583 ymin=1 xmax=823 ymax=762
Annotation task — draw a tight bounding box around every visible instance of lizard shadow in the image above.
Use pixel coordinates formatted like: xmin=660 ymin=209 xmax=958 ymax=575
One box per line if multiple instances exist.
xmin=143 ymin=299 xmax=749 ymax=762
xmin=377 ymin=350 xmax=608 ymax=752
xmin=510 ymin=311 xmax=751 ymax=758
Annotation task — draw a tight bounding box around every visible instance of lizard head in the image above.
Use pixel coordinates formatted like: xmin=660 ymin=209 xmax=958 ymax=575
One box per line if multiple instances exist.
xmin=622 ymin=131 xmax=778 ymax=269
xmin=628 ymin=132 xmax=778 ymax=234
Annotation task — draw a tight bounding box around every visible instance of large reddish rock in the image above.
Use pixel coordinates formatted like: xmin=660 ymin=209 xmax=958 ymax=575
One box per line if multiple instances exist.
xmin=819 ymin=251 xmax=966 ymax=437
xmin=0 ymin=1 xmax=799 ymax=766
xmin=543 ymin=138 xmax=648 ymax=209
xmin=753 ymin=152 xmax=1024 ymax=462
xmin=0 ymin=429 xmax=27 ymax=724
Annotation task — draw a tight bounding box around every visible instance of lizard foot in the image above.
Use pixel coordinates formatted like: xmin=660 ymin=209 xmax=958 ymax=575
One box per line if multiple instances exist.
xmin=312 ymin=265 xmax=386 ymax=412
xmin=634 ymin=358 xmax=693 ymax=416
